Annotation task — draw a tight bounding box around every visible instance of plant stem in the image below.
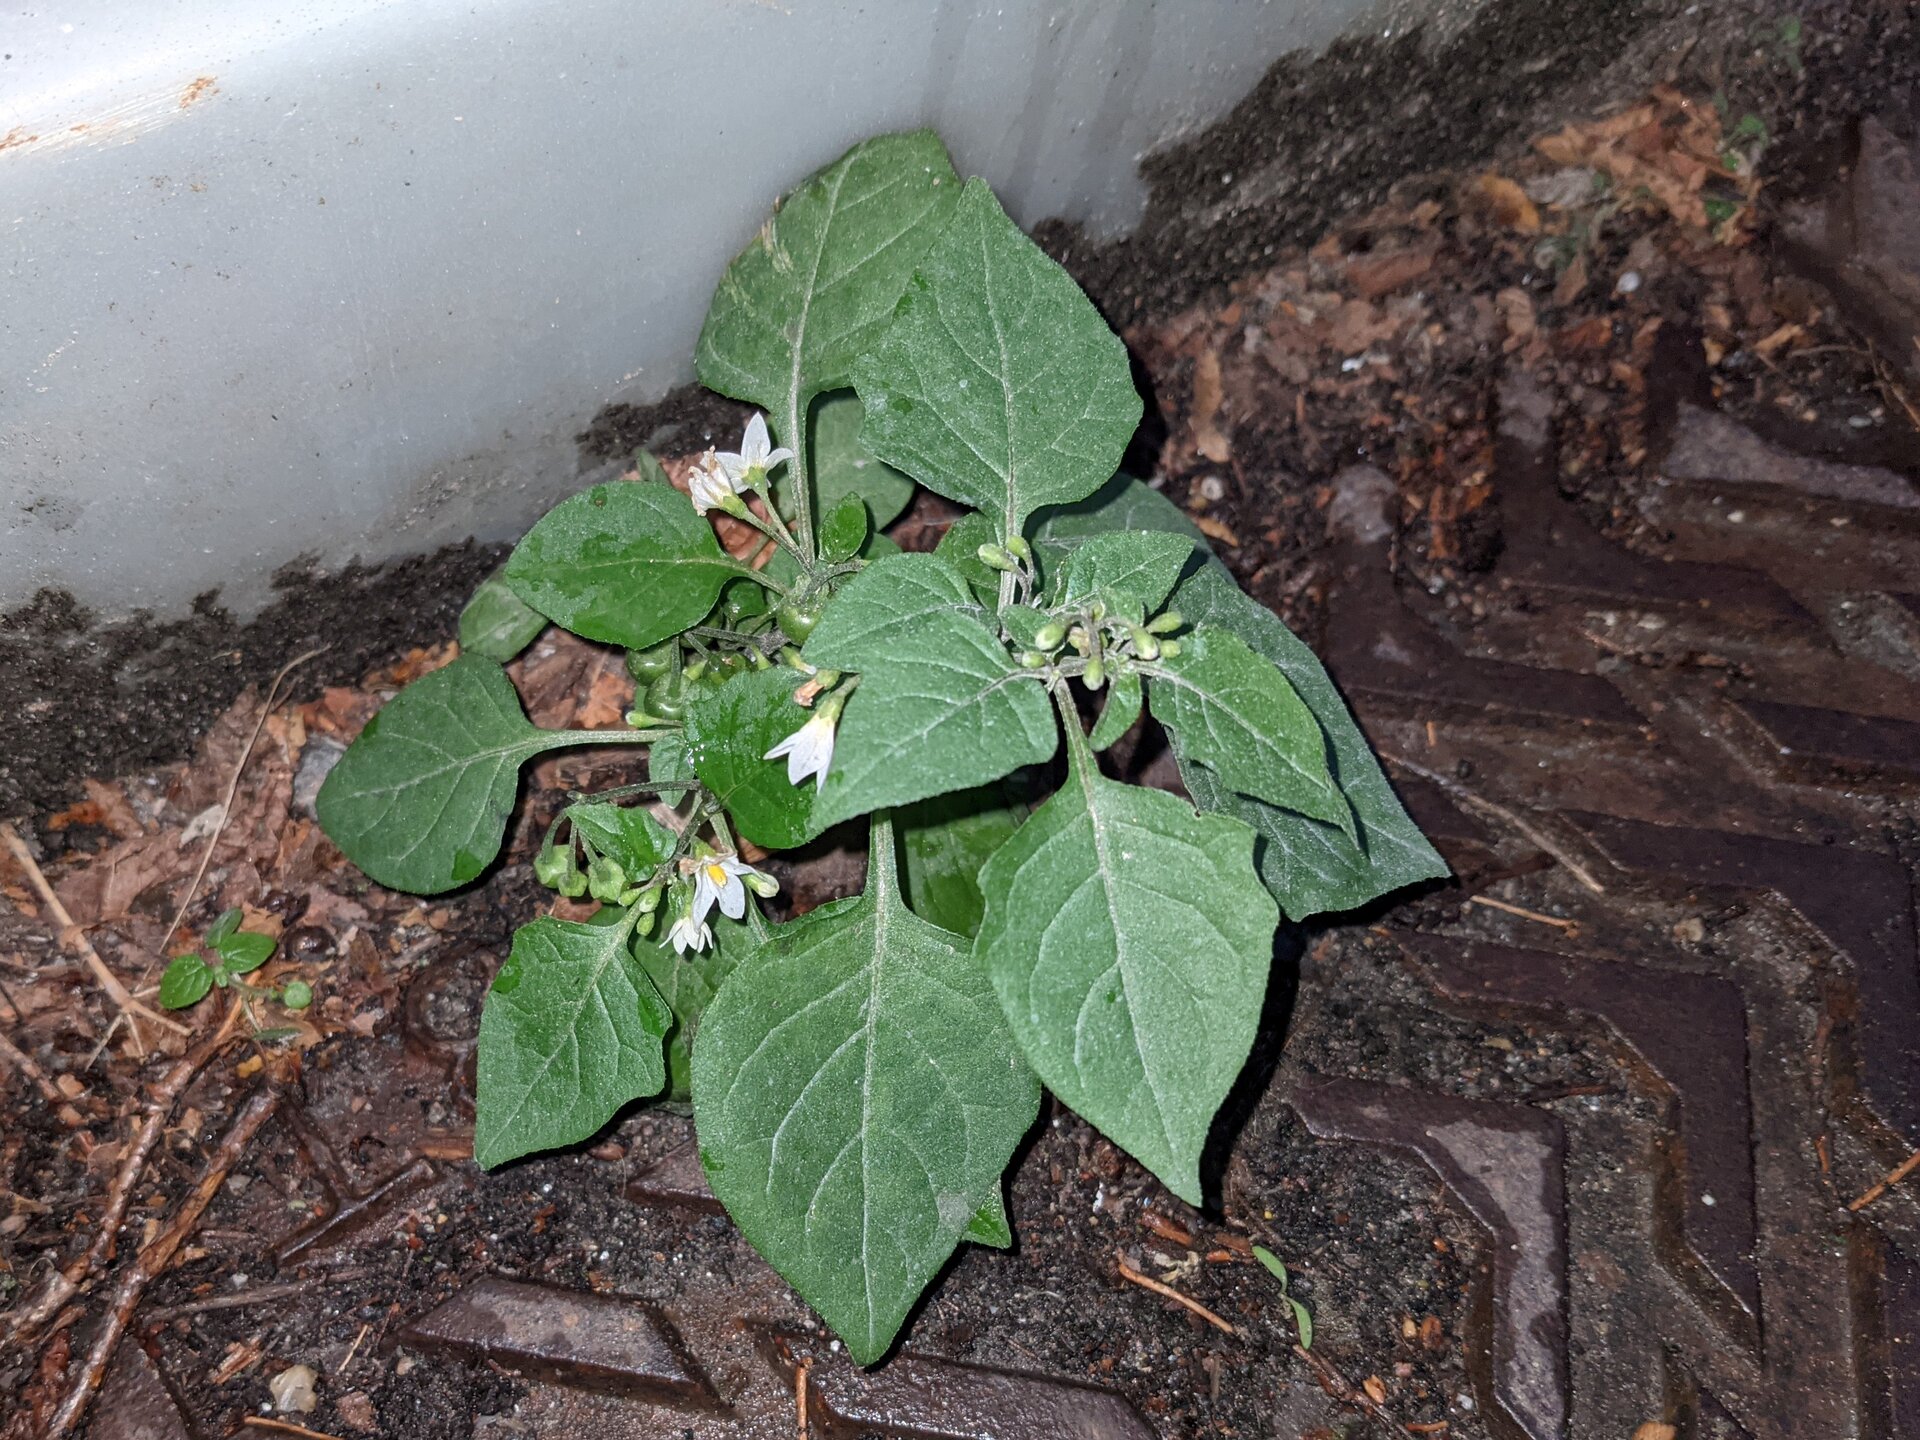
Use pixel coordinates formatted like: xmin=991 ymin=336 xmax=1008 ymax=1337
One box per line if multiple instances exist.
xmin=779 ymin=403 xmax=817 ymax=563
xmin=1050 ymin=682 xmax=1094 ymax=775
xmin=866 ymin=810 xmax=899 ymax=901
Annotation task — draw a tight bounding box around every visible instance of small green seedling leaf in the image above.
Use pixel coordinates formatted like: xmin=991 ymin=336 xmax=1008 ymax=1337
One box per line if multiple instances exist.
xmin=694 ymin=822 xmax=1039 ymax=1364
xmin=505 ymin=481 xmax=752 ymax=651
xmin=1291 ymin=1298 xmax=1314 ymax=1351
xmin=1251 ymin=1244 xmax=1287 ymax=1284
xmin=566 ymin=802 xmax=676 ymax=875
xmin=854 ymin=179 xmax=1141 ymax=540
xmin=965 ymin=1189 xmax=1014 ymax=1249
xmin=1148 ymin=626 xmax=1352 ymax=836
xmin=159 ymin=955 xmax=215 ymax=1010
xmin=316 ymin=656 xmax=630 ymax=895
xmin=1088 ymin=670 xmax=1142 ymax=751
xmin=1250 ymin=1244 xmax=1313 ymax=1347
xmin=206 ymin=909 xmax=242 ymax=947
xmin=684 ymin=668 xmax=826 ymax=850
xmin=459 ymin=568 xmax=548 ymax=662
xmin=213 ymin=930 xmax=276 ymax=976
xmin=976 ymin=742 xmax=1278 ymax=1204
xmin=818 ymin=493 xmax=871 ymax=563
xmin=475 ymin=911 xmax=671 ymax=1168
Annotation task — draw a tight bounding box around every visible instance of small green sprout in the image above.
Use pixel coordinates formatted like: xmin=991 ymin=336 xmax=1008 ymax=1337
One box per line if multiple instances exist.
xmin=1252 ymin=1244 xmax=1314 ymax=1350
xmin=159 ymin=909 xmax=314 ymax=1034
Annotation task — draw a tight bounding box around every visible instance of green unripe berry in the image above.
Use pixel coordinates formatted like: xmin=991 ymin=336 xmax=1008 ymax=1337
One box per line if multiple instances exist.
xmin=624 ymin=642 xmax=677 ymax=681
xmin=587 ymin=855 xmax=627 ymax=904
xmin=776 ymin=597 xmax=823 ymax=642
xmin=534 ymin=843 xmax=575 ymax=890
xmin=644 ymin=672 xmax=690 ymax=723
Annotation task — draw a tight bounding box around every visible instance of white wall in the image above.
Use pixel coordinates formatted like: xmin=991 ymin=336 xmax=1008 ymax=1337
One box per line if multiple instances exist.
xmin=3 ymin=0 xmax=1396 ymax=616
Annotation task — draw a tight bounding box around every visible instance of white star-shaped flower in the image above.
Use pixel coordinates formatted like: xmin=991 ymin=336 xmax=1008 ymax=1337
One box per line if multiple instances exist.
xmin=667 ymin=911 xmax=713 ymax=955
xmin=765 ymin=710 xmax=837 ymax=792
xmin=688 ymin=452 xmax=741 ymax=517
xmin=690 ymin=854 xmax=771 ymax=925
xmin=714 ymin=413 xmax=794 ymax=489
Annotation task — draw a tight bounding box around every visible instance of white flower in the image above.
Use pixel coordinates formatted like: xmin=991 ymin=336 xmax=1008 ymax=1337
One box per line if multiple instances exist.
xmin=764 ymin=709 xmax=837 ymax=792
xmin=714 ymin=413 xmax=794 ymax=489
xmin=690 ymin=854 xmax=767 ymax=925
xmin=667 ymin=911 xmax=713 ymax=955
xmin=688 ymin=452 xmax=740 ymax=516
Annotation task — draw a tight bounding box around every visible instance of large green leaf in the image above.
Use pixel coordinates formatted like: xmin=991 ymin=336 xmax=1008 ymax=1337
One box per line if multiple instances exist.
xmin=696 ymin=131 xmax=960 ymax=448
xmin=475 ymin=910 xmax=671 ymax=1168
xmin=634 ymin=912 xmax=753 ymax=1104
xmin=683 ymin=668 xmax=825 ymax=850
xmin=853 ymin=179 xmax=1141 ymax=540
xmin=812 ymin=610 xmax=1057 ymax=831
xmin=1035 ymin=475 xmax=1446 ymax=919
xmin=803 ymin=551 xmax=989 ymax=674
xmin=1146 ymin=626 xmax=1351 ymax=835
xmin=898 ymin=782 xmax=1026 ymax=938
xmin=693 ymin=821 xmax=1039 ymax=1363
xmin=1053 ymin=532 xmax=1195 ymax=614
xmin=975 ymin=739 xmax=1278 ymax=1204
xmin=504 ymin=482 xmax=751 ymax=651
xmin=459 ymin=568 xmax=548 ymax=662
xmin=806 ymin=391 xmax=916 ymax=531
xmin=1172 ymin=563 xmax=1448 ymax=918
xmin=316 ymin=657 xmax=631 ymax=895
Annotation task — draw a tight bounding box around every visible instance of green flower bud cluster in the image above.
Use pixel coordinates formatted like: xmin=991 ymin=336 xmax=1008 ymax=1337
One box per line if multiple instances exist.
xmin=999 ymin=590 xmax=1186 ymax=692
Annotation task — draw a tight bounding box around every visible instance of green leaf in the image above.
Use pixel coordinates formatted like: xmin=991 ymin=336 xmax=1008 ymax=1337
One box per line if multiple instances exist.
xmin=317 ymin=657 xmax=630 ymax=895
xmin=474 ymin=910 xmax=671 ymax=1168
xmin=804 ymin=391 xmax=917 ymax=532
xmin=853 ymin=179 xmax=1141 ymax=540
xmin=1291 ymin=1297 xmax=1315 ymax=1350
xmin=693 ymin=821 xmax=1039 ymax=1364
xmin=206 ymin=909 xmax=242 ymax=946
xmin=503 ymin=481 xmax=748 ymax=651
xmin=649 ymin=733 xmax=694 ymax=807
xmin=812 ymin=609 xmax=1057 ymax=831
xmin=999 ymin=604 xmax=1052 ymax=651
xmin=213 ymin=931 xmax=275 ymax=976
xmin=803 ymin=551 xmax=990 ymax=674
xmin=459 ymin=568 xmax=548 ymax=663
xmin=1171 ymin=562 xmax=1448 ymax=919
xmin=1147 ymin=626 xmax=1350 ymax=835
xmin=1088 ymin=670 xmax=1142 ymax=751
xmin=819 ymin=493 xmax=871 ymax=564
xmin=696 ymin=131 xmax=960 ymax=437
xmin=633 ymin=912 xmax=752 ymax=1104
xmin=683 ymin=668 xmax=824 ymax=850
xmin=975 ymin=744 xmax=1278 ymax=1205
xmin=1251 ymin=1244 xmax=1287 ymax=1284
xmin=159 ymin=954 xmax=214 ymax=1010
xmin=1036 ymin=475 xmax=1446 ymax=920
xmin=566 ymin=802 xmax=676 ymax=875
xmin=934 ymin=512 xmax=1002 ymax=606
xmin=897 ymin=781 xmax=1026 ymax=938
xmin=1053 ymin=532 xmax=1194 ymax=614
xmin=965 ymin=1190 xmax=1014 ymax=1249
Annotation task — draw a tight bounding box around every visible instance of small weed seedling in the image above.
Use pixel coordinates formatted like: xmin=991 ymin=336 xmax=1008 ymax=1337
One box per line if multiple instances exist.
xmin=1252 ymin=1244 xmax=1315 ymax=1350
xmin=316 ymin=131 xmax=1444 ymax=1362
xmin=160 ymin=909 xmax=311 ymax=1037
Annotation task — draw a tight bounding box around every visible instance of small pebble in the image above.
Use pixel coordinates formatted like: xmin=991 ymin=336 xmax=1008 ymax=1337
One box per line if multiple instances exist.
xmin=1616 ymin=270 xmax=1642 ymax=294
xmin=269 ymin=1363 xmax=319 ymax=1414
xmin=1197 ymin=474 xmax=1226 ymax=502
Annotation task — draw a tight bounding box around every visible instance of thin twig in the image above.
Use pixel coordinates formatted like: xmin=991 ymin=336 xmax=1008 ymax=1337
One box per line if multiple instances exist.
xmin=1848 ymin=1147 xmax=1920 ymax=1212
xmin=1468 ymin=894 xmax=1580 ymax=932
xmin=1115 ymin=1258 xmax=1239 ymax=1335
xmin=242 ymin=1418 xmax=346 ymax=1440
xmin=47 ymin=1084 xmax=282 ymax=1437
xmin=1380 ymin=754 xmax=1607 ymax=895
xmin=0 ymin=824 xmax=189 ymax=1041
xmin=795 ymin=1359 xmax=810 ymax=1438
xmin=152 ymin=647 xmax=326 ymax=968
xmin=5 ymin=1003 xmax=244 ymax=1346
xmin=143 ymin=1267 xmax=373 ymax=1322
xmin=336 ymin=1320 xmax=372 ymax=1381
xmin=1292 ymin=1342 xmax=1422 ymax=1439
xmin=0 ymin=1026 xmax=62 ymax=1105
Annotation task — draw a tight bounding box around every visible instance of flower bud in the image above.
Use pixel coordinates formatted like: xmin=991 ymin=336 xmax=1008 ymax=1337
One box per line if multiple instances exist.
xmin=637 ymin=886 xmax=664 ymax=913
xmin=1147 ymin=610 xmax=1183 ymax=634
xmin=1017 ymin=650 xmax=1047 ymax=668
xmin=1157 ymin=638 xmax=1183 ymax=658
xmin=1084 ymin=656 xmax=1107 ymax=690
xmin=745 ymin=870 xmax=781 ymax=899
xmin=1032 ymin=620 xmax=1068 ymax=650
xmin=1068 ymin=626 xmax=1090 ymax=654
xmin=976 ymin=543 xmax=1018 ymax=572
xmin=633 ymin=908 xmax=657 ymax=938
xmin=1004 ymin=535 xmax=1032 ymax=563
xmin=1129 ymin=626 xmax=1160 ymax=660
